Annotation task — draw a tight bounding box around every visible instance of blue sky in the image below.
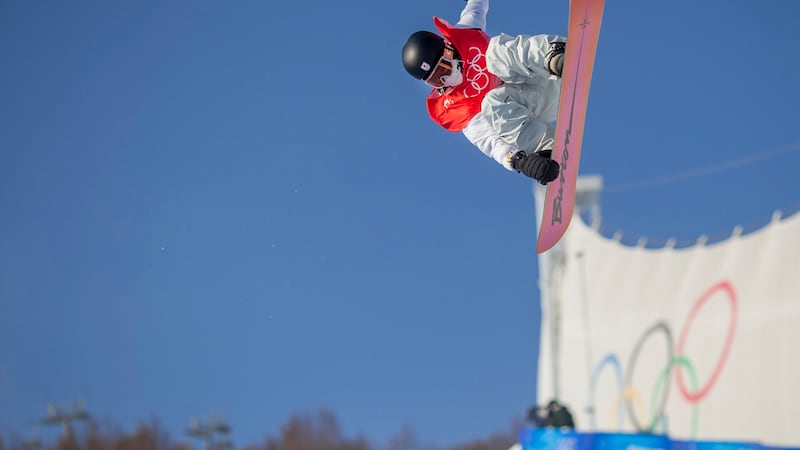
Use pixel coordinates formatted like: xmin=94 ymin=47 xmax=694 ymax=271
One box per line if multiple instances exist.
xmin=1 ymin=0 xmax=798 ymax=448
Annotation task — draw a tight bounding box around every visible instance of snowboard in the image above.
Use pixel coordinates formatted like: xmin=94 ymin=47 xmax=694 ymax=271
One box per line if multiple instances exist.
xmin=536 ymin=0 xmax=605 ymax=253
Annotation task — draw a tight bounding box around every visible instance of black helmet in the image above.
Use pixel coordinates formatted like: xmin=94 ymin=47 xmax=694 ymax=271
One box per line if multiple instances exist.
xmin=402 ymin=31 xmax=445 ymax=80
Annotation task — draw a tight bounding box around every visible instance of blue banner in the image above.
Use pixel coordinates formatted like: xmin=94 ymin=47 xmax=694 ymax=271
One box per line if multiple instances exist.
xmin=519 ymin=428 xmax=800 ymax=450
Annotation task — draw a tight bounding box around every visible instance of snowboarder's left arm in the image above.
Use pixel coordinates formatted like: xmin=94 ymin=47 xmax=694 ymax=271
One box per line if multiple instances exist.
xmin=457 ymin=0 xmax=489 ymax=30
xmin=462 ymin=113 xmax=519 ymax=171
xmin=463 ymin=115 xmax=559 ymax=182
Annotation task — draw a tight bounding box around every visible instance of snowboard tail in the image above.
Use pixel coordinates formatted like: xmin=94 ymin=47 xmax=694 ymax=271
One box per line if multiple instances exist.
xmin=536 ymin=0 xmax=604 ymax=253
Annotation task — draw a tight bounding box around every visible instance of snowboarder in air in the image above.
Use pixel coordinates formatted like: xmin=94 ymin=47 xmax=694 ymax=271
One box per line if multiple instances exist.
xmin=402 ymin=0 xmax=565 ymax=184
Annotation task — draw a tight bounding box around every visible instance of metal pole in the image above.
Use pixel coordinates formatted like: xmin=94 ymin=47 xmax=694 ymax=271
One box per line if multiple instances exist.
xmin=186 ymin=416 xmax=231 ymax=450
xmin=40 ymin=400 xmax=90 ymax=441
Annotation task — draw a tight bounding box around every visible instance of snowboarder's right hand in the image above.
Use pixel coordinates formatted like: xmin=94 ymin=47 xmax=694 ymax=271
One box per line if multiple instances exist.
xmin=511 ymin=150 xmax=560 ymax=184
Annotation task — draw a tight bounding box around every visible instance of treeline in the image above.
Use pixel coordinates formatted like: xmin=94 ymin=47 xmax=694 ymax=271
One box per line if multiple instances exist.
xmin=0 ymin=409 xmax=521 ymax=450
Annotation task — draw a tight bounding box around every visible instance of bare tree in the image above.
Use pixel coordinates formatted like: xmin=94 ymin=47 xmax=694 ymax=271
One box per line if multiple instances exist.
xmin=257 ymin=409 xmax=372 ymax=450
xmin=47 ymin=420 xmax=185 ymax=450
xmin=446 ymin=419 xmax=522 ymax=450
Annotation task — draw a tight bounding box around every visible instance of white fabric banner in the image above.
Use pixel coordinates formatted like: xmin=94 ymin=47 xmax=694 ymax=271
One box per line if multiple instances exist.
xmin=537 ymin=211 xmax=800 ymax=446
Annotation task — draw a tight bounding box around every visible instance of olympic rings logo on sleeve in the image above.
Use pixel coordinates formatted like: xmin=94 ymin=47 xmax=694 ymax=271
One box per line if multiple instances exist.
xmin=463 ymin=46 xmax=491 ymax=98
xmin=589 ymin=280 xmax=738 ymax=437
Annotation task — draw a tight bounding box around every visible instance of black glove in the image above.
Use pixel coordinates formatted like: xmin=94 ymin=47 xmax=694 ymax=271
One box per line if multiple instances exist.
xmin=511 ymin=151 xmax=560 ymax=184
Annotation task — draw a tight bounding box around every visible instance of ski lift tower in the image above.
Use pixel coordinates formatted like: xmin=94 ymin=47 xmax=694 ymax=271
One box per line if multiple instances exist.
xmin=186 ymin=415 xmax=233 ymax=450
xmin=40 ymin=400 xmax=90 ymax=440
xmin=533 ymin=175 xmax=603 ymax=403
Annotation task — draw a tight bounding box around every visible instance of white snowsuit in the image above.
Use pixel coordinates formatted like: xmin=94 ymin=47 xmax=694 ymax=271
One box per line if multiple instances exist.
xmin=457 ymin=0 xmax=565 ymax=171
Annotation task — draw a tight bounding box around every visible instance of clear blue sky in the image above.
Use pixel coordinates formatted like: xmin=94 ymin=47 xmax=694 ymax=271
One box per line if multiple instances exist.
xmin=1 ymin=0 xmax=798 ymax=448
